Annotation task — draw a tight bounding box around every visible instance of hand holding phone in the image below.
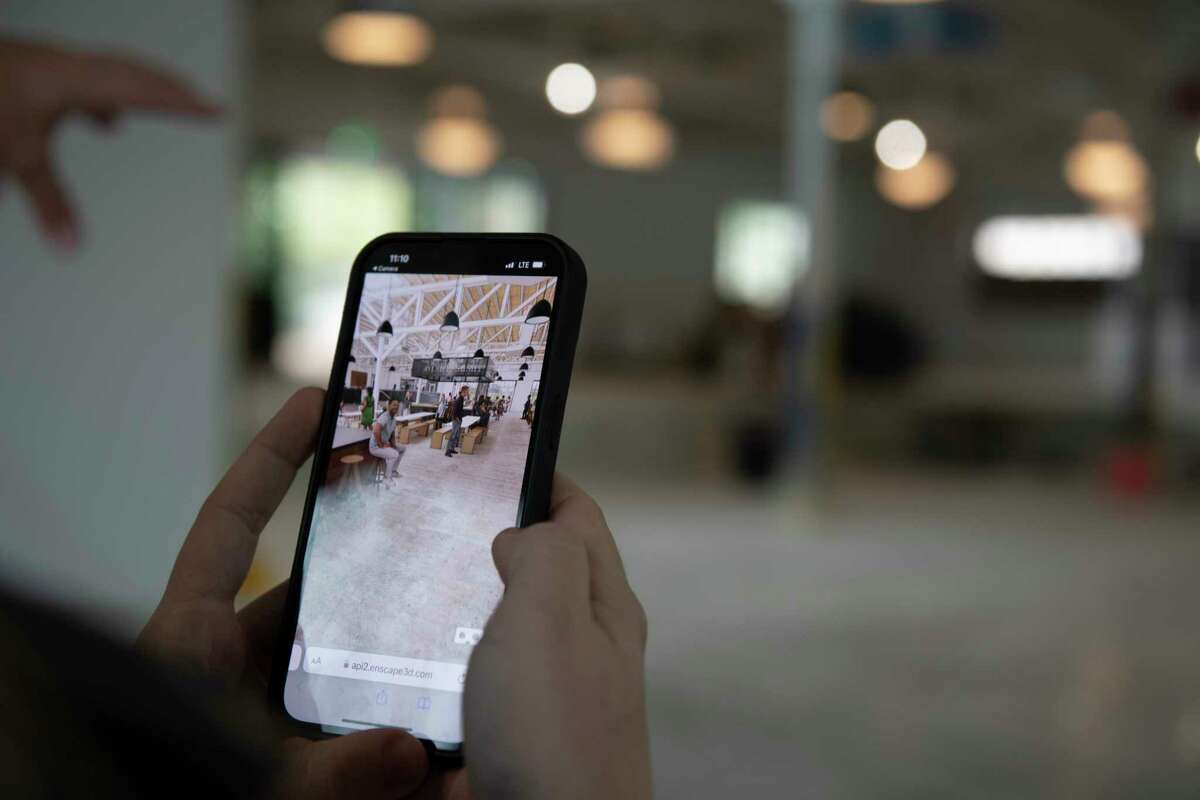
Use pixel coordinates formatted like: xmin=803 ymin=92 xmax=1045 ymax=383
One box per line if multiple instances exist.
xmin=273 ymin=234 xmax=588 ymax=754
xmin=139 ymin=389 xmax=432 ymax=800
xmin=140 ymin=389 xmax=650 ymax=798
xmin=465 ymin=475 xmax=652 ymax=800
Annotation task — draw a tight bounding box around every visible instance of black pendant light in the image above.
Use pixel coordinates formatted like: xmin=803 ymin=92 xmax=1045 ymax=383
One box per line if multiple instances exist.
xmin=388 ymin=366 xmax=396 ymax=372
xmin=524 ymin=299 xmax=551 ymax=325
xmin=441 ymin=275 xmax=461 ymax=331
xmin=349 ymin=355 xmax=357 ymax=363
xmin=473 ymin=349 xmax=485 ymax=358
xmin=378 ymin=273 xmax=396 ymax=336
xmin=518 ymin=374 xmax=525 ymax=381
xmin=433 ymin=350 xmax=443 ymax=359
xmin=519 ymin=362 xmax=529 ymax=371
xmin=521 ymin=346 xmax=535 ymax=358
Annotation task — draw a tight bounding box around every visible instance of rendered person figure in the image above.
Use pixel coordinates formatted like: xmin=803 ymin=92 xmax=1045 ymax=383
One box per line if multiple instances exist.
xmin=445 ymin=385 xmax=470 ymax=457
xmin=370 ymin=399 xmax=405 ymax=482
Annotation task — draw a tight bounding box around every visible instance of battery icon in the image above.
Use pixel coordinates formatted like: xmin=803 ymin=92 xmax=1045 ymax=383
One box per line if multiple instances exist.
xmin=532 ymin=261 xmax=544 ymax=269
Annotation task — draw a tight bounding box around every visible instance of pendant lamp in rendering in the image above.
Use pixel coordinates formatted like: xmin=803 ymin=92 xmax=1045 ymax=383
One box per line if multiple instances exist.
xmin=433 ymin=350 xmax=443 ymax=359
xmin=473 ymin=349 xmax=485 ymax=358
xmin=442 ymin=275 xmax=462 ymax=331
xmin=524 ymin=299 xmax=552 ymax=325
xmin=378 ymin=274 xmax=397 ymax=336
xmin=521 ymin=346 xmax=535 ymax=358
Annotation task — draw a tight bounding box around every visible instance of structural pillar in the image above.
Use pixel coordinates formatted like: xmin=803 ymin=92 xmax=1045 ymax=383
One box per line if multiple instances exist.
xmin=781 ymin=0 xmax=842 ymax=497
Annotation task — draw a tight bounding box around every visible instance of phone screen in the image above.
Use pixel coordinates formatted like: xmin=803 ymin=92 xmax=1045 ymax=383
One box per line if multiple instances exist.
xmin=282 ymin=243 xmax=561 ymax=747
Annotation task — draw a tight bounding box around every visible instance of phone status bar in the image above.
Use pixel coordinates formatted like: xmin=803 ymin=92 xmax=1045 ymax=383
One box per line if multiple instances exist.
xmin=363 ymin=238 xmax=560 ymax=276
xmin=367 ymin=256 xmax=552 ymax=274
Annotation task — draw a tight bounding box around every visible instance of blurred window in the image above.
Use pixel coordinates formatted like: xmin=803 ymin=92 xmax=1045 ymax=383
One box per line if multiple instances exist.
xmin=243 ymin=153 xmax=413 ymax=379
xmin=714 ymin=200 xmax=810 ymax=314
xmin=413 ymin=162 xmax=546 ymax=232
xmin=274 ymin=155 xmax=413 ymax=318
xmin=241 ymin=149 xmax=546 ymax=380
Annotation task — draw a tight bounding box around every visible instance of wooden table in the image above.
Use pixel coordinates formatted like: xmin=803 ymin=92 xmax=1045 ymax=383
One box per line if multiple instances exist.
xmin=396 ymin=411 xmax=435 ymax=443
xmin=431 ymin=416 xmax=480 ymax=449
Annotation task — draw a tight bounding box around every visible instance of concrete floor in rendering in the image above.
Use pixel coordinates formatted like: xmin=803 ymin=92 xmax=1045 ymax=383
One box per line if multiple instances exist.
xmin=296 ymin=412 xmax=530 ymax=662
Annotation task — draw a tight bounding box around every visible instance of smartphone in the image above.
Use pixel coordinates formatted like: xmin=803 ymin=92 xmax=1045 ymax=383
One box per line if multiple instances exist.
xmin=270 ymin=233 xmax=586 ymax=755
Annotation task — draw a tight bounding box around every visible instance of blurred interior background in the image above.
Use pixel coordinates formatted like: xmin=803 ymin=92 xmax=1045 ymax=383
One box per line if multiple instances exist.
xmin=4 ymin=0 xmax=1200 ymax=796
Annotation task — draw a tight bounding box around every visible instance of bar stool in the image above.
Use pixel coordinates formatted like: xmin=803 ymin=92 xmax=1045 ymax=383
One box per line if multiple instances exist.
xmin=372 ymin=457 xmax=388 ymax=494
xmin=337 ymin=454 xmax=364 ymax=497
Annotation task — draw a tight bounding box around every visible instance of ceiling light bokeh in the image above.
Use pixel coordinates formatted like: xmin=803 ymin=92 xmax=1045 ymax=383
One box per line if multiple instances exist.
xmin=321 ymin=10 xmax=433 ymax=67
xmin=821 ymin=91 xmax=876 ymax=142
xmin=417 ymin=119 xmax=501 ymax=177
xmin=875 ymin=151 xmax=956 ymax=210
xmin=583 ymin=75 xmax=675 ymax=171
xmin=875 ymin=119 xmax=927 ymax=170
xmin=1064 ymin=109 xmax=1149 ymax=204
xmin=582 ymin=109 xmax=675 ymax=171
xmin=545 ymin=63 xmax=597 ymax=115
xmin=1063 ymin=140 xmax=1149 ymax=202
xmin=416 ymin=86 xmax=501 ymax=177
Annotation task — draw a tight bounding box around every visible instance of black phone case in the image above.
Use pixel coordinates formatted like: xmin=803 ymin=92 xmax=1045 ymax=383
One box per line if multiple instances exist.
xmin=267 ymin=233 xmax=587 ymax=756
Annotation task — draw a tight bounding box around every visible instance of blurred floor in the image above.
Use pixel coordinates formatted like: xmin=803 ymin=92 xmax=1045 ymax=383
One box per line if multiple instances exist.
xmin=245 ymin=374 xmax=1200 ymax=797
xmin=612 ymin=474 xmax=1200 ymax=799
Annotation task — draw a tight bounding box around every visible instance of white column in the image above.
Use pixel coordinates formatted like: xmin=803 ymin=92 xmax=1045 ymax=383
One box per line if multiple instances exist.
xmin=373 ymin=354 xmax=386 ymax=405
xmin=0 ymin=0 xmax=237 ymax=628
xmin=782 ymin=0 xmax=841 ymax=491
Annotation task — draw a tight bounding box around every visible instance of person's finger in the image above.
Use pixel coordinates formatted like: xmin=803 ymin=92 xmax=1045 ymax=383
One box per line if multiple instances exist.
xmin=547 ymin=474 xmax=647 ymax=649
xmin=549 ymin=473 xmax=628 ymax=578
xmin=14 ymin=154 xmax=78 ymax=251
xmin=491 ymin=522 xmax=591 ymax=628
xmin=238 ymin=581 xmax=288 ymax=646
xmin=277 ymin=729 xmax=428 ymax=800
xmin=65 ymin=51 xmax=221 ymax=117
xmin=163 ymin=388 xmax=323 ymax=605
xmin=407 ymin=765 xmax=472 ymax=800
xmin=236 ymin=580 xmax=289 ymax=684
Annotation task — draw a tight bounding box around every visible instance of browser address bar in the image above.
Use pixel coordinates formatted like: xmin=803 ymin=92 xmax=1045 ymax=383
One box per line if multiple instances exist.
xmin=301 ymin=646 xmax=467 ymax=694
